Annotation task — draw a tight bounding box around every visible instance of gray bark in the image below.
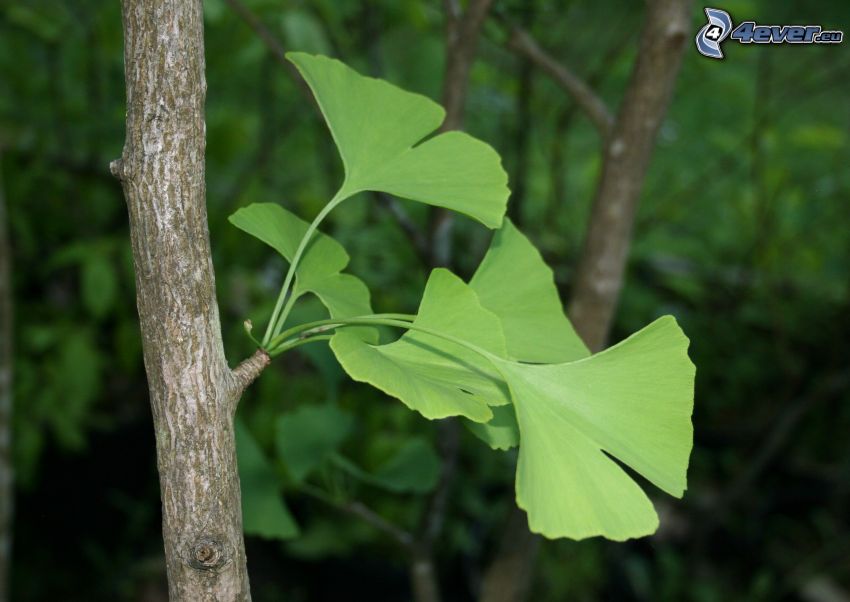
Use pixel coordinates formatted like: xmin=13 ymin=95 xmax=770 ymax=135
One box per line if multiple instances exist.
xmin=0 ymin=149 xmax=13 ymax=602
xmin=112 ymin=1 xmax=268 ymax=600
xmin=479 ymin=1 xmax=691 ymax=600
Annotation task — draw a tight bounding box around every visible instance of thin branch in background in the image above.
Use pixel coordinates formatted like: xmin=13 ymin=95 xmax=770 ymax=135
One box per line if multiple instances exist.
xmin=374 ymin=193 xmax=431 ymax=267
xmin=543 ymin=32 xmax=634 ymax=227
xmin=301 ymin=484 xmax=414 ymax=552
xmin=502 ymin=22 xmax=614 ymax=138
xmin=567 ymin=0 xmax=691 ymax=351
xmin=428 ymin=0 xmax=495 ymax=268
xmin=0 ymin=148 xmax=14 ymax=602
xmin=506 ymin=6 xmax=536 ymax=226
xmin=224 ymin=0 xmax=314 ymax=103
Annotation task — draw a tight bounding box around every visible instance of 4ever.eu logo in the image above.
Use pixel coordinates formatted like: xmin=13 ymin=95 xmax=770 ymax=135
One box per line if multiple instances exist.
xmin=695 ymin=7 xmax=844 ymax=59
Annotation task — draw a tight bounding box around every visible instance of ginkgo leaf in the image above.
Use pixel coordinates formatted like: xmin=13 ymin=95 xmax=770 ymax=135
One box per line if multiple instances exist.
xmin=465 ymin=219 xmax=587 ymax=449
xmin=229 ymin=203 xmax=376 ymax=341
xmin=330 ymin=269 xmax=510 ymax=422
xmin=470 ymin=219 xmax=588 ymax=363
xmin=229 ymin=202 xmax=348 ymax=289
xmin=275 ymin=404 xmax=354 ymax=483
xmin=494 ymin=316 xmax=695 ymax=540
xmin=464 ymin=403 xmax=520 ymax=450
xmin=287 ymin=52 xmax=509 ymax=228
xmin=236 ymin=420 xmax=300 ymax=540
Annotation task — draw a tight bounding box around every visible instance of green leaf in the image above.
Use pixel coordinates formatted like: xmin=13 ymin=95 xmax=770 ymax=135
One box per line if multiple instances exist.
xmin=229 ymin=203 xmax=376 ymax=341
xmin=464 ymin=404 xmax=520 ymax=451
xmin=229 ymin=202 xmax=348 ymax=290
xmin=333 ymin=437 xmax=441 ymax=494
xmin=470 ymin=219 xmax=588 ymax=363
xmin=494 ymin=316 xmax=695 ymax=541
xmin=287 ymin=52 xmax=509 ymax=228
xmin=275 ymin=404 xmax=354 ymax=482
xmin=330 ymin=269 xmax=510 ymax=422
xmin=236 ymin=420 xmax=300 ymax=540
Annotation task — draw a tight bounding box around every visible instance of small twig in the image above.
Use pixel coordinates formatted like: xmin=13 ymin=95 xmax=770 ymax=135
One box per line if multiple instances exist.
xmin=301 ymin=484 xmax=414 ymax=551
xmin=230 ymin=349 xmax=271 ymax=398
xmin=502 ymin=22 xmax=613 ymax=138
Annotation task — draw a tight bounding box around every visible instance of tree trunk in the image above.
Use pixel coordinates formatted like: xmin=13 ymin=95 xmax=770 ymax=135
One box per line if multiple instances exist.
xmin=568 ymin=0 xmax=691 ymax=351
xmin=112 ymin=2 xmax=267 ymax=600
xmin=0 ymin=150 xmax=13 ymax=602
xmin=479 ymin=1 xmax=691 ymax=600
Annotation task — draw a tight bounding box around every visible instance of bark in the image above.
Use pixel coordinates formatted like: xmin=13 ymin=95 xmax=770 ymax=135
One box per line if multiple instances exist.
xmin=568 ymin=0 xmax=691 ymax=351
xmin=0 ymin=150 xmax=13 ymax=602
xmin=479 ymin=2 xmax=691 ymax=600
xmin=505 ymin=25 xmax=614 ymax=138
xmin=112 ymin=2 xmax=268 ymax=600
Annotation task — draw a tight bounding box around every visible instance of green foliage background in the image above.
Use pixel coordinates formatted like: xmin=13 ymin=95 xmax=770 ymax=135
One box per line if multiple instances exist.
xmin=1 ymin=0 xmax=848 ymax=600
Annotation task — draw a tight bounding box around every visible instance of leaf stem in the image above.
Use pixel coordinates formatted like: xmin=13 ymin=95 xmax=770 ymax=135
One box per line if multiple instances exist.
xmin=268 ymin=335 xmax=333 ymax=357
xmin=265 ymin=313 xmax=415 ymax=351
xmin=261 ymin=190 xmax=347 ymax=346
xmin=266 ymin=315 xmax=495 ymax=362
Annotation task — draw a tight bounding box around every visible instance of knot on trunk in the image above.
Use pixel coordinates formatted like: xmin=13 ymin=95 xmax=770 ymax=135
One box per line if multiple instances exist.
xmin=186 ymin=536 xmax=231 ymax=572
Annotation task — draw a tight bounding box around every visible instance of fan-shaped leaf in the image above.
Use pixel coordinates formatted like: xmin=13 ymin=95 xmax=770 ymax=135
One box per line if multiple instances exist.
xmin=495 ymin=316 xmax=695 ymax=540
xmin=287 ymin=52 xmax=509 ymax=228
xmin=470 ymin=219 xmax=588 ymax=363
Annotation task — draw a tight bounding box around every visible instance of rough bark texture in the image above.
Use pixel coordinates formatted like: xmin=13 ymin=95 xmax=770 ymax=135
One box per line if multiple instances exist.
xmin=112 ymin=2 xmax=267 ymax=600
xmin=479 ymin=2 xmax=691 ymax=601
xmin=0 ymin=150 xmax=13 ymax=602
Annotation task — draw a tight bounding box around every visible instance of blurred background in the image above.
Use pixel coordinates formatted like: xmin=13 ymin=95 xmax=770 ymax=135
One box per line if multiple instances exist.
xmin=1 ymin=0 xmax=849 ymax=600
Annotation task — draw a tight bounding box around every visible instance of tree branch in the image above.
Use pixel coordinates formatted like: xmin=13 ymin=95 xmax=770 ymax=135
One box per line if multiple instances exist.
xmin=113 ymin=1 xmax=263 ymax=598
xmin=224 ymin=0 xmax=314 ymax=102
xmin=302 ymin=484 xmax=414 ymax=552
xmin=375 ymin=193 xmax=431 ymax=267
xmin=504 ymin=24 xmax=614 ymax=138
xmin=230 ymin=349 xmax=271 ymax=400
xmin=429 ymin=0 xmax=495 ymax=268
xmin=568 ymin=0 xmax=691 ymax=352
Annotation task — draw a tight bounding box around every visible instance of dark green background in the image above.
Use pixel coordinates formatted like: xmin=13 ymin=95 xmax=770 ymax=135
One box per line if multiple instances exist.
xmin=1 ymin=0 xmax=848 ymax=600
